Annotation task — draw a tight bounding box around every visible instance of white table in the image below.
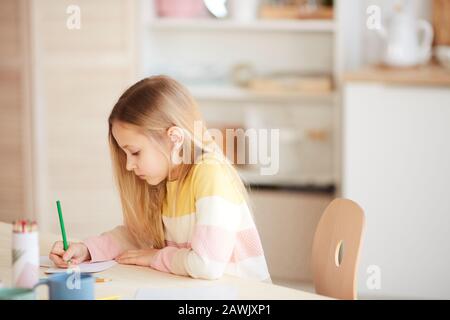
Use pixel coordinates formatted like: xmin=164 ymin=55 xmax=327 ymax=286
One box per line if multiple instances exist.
xmin=0 ymin=222 xmax=329 ymax=300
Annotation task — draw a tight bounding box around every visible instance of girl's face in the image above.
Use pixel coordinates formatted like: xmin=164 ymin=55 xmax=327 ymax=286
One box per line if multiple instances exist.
xmin=112 ymin=121 xmax=170 ymax=186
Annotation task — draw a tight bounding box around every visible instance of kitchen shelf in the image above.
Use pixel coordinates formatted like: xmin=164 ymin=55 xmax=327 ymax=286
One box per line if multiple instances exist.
xmin=237 ymin=168 xmax=335 ymax=192
xmin=141 ymin=2 xmax=341 ymax=190
xmin=187 ymin=83 xmax=336 ymax=103
xmin=148 ymin=18 xmax=335 ymax=32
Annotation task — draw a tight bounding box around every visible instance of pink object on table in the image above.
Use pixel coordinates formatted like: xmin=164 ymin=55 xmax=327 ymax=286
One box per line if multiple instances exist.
xmin=16 ymin=262 xmax=39 ymax=289
xmin=155 ymin=0 xmax=207 ymax=18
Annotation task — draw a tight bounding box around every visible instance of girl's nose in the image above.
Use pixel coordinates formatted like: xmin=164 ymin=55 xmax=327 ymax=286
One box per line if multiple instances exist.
xmin=126 ymin=158 xmax=136 ymax=171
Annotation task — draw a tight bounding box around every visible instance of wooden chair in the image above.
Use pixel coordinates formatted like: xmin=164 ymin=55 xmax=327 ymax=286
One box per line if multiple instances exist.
xmin=311 ymin=198 xmax=365 ymax=299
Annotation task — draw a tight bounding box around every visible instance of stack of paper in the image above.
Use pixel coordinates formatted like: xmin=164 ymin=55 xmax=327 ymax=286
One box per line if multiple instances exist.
xmin=39 ymin=256 xmax=117 ymax=274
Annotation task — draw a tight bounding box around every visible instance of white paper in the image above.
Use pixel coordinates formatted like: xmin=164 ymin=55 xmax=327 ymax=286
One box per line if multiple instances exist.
xmin=39 ymin=256 xmax=54 ymax=267
xmin=134 ymin=285 xmax=239 ymax=300
xmin=39 ymin=255 xmax=117 ymax=274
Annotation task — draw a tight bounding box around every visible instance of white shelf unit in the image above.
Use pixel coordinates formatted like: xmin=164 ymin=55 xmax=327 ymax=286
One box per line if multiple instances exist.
xmin=148 ymin=18 xmax=335 ymax=32
xmin=138 ymin=0 xmax=345 ymax=191
xmin=186 ymin=83 xmax=336 ymax=103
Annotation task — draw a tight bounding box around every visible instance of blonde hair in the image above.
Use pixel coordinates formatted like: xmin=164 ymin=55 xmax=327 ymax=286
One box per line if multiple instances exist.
xmin=108 ymin=75 xmax=250 ymax=249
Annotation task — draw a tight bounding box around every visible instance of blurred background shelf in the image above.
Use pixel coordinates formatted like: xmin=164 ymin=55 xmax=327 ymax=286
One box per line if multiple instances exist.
xmin=140 ymin=0 xmax=340 ymax=194
xmin=186 ymin=83 xmax=336 ymax=103
xmin=148 ymin=18 xmax=335 ymax=32
xmin=238 ymin=167 xmax=335 ymax=192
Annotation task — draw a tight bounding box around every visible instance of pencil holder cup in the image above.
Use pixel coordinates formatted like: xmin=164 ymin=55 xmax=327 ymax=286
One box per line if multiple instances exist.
xmin=12 ymin=231 xmax=40 ymax=289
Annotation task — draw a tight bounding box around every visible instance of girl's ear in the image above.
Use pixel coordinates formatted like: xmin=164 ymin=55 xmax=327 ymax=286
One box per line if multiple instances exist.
xmin=167 ymin=126 xmax=184 ymax=149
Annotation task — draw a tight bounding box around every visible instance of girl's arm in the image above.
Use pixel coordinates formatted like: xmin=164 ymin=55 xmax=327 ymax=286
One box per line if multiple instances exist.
xmin=150 ymin=201 xmax=240 ymax=280
xmin=82 ymin=225 xmax=140 ymax=262
xmin=149 ymin=161 xmax=247 ymax=280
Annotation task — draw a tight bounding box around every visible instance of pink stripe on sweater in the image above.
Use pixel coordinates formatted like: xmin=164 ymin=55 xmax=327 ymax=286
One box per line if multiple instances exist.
xmin=150 ymin=246 xmax=178 ymax=273
xmin=162 ymin=226 xmax=265 ymax=264
xmin=230 ymin=228 xmax=265 ymax=262
xmin=191 ymin=225 xmax=236 ymax=263
xmin=82 ymin=234 xmax=123 ymax=263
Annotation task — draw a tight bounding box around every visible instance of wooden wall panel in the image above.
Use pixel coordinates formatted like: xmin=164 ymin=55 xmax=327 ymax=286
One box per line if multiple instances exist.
xmin=33 ymin=0 xmax=137 ymax=238
xmin=0 ymin=0 xmax=30 ymax=224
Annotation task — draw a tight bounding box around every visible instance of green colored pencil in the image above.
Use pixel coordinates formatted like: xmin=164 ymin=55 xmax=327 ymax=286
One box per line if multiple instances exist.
xmin=56 ymin=200 xmax=69 ymax=251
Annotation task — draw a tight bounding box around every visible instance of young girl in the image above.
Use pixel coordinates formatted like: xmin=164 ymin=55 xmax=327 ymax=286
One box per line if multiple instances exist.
xmin=49 ymin=75 xmax=271 ymax=282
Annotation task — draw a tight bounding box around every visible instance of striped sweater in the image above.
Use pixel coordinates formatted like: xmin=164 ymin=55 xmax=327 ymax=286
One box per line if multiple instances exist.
xmin=83 ymin=153 xmax=271 ymax=282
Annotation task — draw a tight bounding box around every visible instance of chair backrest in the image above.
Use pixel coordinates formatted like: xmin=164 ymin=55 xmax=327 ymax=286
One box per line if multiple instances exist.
xmin=311 ymin=198 xmax=365 ymax=299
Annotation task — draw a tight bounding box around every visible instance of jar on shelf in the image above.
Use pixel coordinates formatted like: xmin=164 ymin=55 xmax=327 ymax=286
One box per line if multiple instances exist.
xmin=154 ymin=0 xmax=207 ymax=18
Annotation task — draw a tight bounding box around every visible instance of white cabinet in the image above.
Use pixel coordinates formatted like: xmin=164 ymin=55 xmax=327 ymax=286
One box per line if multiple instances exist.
xmin=343 ymin=81 xmax=450 ymax=299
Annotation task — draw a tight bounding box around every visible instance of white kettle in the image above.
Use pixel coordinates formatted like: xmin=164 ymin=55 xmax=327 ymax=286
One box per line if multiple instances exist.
xmin=377 ymin=7 xmax=433 ymax=67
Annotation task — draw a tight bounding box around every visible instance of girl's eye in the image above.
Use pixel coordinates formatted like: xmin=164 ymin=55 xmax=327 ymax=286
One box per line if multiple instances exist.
xmin=132 ymin=151 xmax=140 ymax=156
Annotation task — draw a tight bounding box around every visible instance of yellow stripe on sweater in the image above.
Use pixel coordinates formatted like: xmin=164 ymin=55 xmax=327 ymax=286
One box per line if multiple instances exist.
xmin=162 ymin=153 xmax=246 ymax=218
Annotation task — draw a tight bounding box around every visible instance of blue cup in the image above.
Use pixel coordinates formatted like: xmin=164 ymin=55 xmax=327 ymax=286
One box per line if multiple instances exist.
xmin=34 ymin=272 xmax=95 ymax=300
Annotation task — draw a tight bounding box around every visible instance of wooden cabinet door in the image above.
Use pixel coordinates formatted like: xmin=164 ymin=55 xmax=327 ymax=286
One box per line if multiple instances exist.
xmin=32 ymin=0 xmax=137 ymax=237
xmin=0 ymin=0 xmax=33 ymax=224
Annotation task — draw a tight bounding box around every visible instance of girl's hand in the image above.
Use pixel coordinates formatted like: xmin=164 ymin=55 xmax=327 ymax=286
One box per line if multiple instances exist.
xmin=115 ymin=249 xmax=158 ymax=267
xmin=49 ymin=241 xmax=91 ymax=268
